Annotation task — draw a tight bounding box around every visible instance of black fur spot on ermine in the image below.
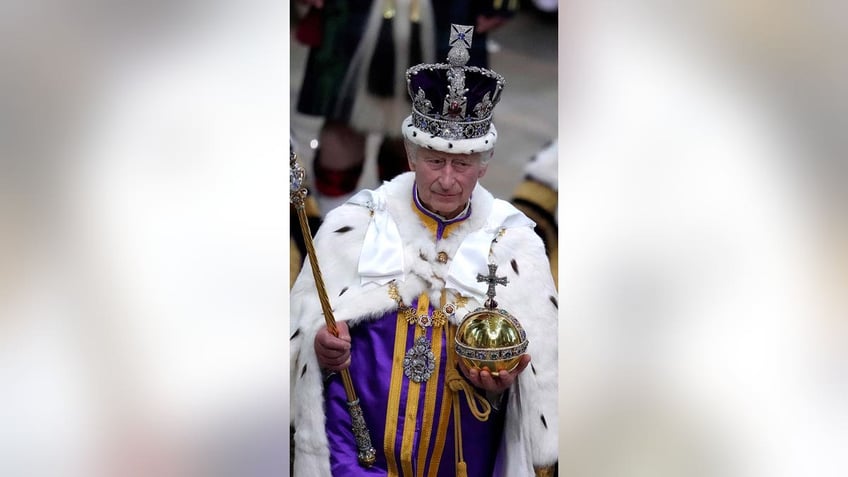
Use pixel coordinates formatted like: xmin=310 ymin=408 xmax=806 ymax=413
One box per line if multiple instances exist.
xmin=334 ymin=226 xmax=353 ymax=234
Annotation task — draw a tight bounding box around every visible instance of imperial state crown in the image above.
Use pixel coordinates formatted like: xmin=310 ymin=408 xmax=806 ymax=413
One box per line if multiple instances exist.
xmin=402 ymin=24 xmax=505 ymax=155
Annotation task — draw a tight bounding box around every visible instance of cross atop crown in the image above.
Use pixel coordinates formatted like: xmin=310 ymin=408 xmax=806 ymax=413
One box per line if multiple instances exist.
xmin=449 ymin=24 xmax=474 ymax=50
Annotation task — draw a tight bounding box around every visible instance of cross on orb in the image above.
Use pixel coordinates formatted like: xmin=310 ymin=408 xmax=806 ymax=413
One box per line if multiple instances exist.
xmin=477 ymin=263 xmax=508 ymax=309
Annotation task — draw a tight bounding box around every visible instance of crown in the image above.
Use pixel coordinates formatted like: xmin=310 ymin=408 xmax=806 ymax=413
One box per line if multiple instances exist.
xmin=402 ymin=24 xmax=506 ymax=154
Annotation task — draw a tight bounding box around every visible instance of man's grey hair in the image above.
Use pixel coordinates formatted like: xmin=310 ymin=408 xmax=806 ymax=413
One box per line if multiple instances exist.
xmin=403 ymin=138 xmax=493 ymax=165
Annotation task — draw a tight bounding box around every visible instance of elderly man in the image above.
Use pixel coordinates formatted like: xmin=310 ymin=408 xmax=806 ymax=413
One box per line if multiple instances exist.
xmin=290 ymin=25 xmax=558 ymax=476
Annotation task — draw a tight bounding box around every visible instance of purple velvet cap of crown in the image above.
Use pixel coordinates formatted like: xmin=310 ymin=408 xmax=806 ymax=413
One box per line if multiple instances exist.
xmin=404 ymin=63 xmax=505 ymax=144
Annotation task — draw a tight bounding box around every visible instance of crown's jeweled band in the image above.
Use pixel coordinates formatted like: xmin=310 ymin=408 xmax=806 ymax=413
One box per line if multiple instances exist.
xmin=410 ymin=110 xmax=492 ymax=140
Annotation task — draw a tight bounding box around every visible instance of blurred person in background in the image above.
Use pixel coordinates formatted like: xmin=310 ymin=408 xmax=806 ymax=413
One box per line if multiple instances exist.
xmin=293 ymin=0 xmax=517 ymax=213
xmin=510 ymin=139 xmax=558 ymax=286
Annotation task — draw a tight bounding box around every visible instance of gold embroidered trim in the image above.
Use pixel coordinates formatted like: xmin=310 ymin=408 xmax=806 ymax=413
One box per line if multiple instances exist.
xmin=416 ymin=309 xmax=444 ymax=475
xmin=400 ymin=321 xmax=425 ymax=475
xmin=384 ymin=298 xmax=411 ymax=475
xmin=427 ymin=323 xmax=456 ymax=477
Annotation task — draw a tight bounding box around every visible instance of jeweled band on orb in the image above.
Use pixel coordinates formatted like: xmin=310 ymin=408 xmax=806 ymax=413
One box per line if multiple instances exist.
xmin=455 ymin=340 xmax=529 ymax=362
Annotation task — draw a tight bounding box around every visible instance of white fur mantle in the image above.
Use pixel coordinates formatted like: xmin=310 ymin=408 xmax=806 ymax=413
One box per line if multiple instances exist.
xmin=290 ymin=173 xmax=558 ymax=476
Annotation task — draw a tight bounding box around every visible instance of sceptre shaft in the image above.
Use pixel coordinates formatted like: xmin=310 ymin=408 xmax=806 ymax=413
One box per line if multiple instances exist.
xmin=290 ymin=149 xmax=377 ymax=467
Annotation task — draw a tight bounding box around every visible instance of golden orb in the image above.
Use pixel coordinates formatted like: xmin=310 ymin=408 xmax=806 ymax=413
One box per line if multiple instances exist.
xmin=454 ymin=307 xmax=528 ymax=376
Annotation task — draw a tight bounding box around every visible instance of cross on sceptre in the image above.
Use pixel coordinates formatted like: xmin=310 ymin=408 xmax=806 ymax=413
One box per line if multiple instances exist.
xmin=477 ymin=263 xmax=508 ymax=309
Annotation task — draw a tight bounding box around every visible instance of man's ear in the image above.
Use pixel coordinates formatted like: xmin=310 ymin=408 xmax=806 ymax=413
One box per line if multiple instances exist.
xmin=478 ymin=150 xmax=493 ymax=178
xmin=403 ymin=141 xmax=416 ymax=171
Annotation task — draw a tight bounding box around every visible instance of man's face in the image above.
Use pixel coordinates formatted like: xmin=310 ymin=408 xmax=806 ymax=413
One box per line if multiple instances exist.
xmin=409 ymin=147 xmax=488 ymax=219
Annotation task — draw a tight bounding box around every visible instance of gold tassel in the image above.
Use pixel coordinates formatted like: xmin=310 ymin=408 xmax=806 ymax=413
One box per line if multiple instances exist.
xmin=456 ymin=461 xmax=468 ymax=477
xmin=534 ymin=465 xmax=556 ymax=477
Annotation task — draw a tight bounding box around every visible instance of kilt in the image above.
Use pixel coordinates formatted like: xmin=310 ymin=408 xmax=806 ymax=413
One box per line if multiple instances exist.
xmin=295 ymin=0 xmax=494 ymax=123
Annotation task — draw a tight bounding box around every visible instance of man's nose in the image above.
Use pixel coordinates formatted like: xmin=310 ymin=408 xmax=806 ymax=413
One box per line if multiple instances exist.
xmin=437 ymin=165 xmax=456 ymax=187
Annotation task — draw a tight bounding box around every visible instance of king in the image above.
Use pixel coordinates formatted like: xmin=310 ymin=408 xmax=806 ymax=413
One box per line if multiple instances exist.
xmin=290 ymin=24 xmax=559 ymax=477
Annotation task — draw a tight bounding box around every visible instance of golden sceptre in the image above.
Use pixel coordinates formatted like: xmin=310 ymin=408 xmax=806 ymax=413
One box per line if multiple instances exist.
xmin=290 ymin=148 xmax=377 ymax=467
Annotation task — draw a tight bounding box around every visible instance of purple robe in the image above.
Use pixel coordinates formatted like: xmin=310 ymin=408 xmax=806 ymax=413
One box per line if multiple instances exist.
xmin=323 ymin=191 xmax=506 ymax=476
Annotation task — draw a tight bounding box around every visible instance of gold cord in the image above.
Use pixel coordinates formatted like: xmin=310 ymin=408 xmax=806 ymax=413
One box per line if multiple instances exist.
xmin=446 ymin=367 xmax=491 ymax=422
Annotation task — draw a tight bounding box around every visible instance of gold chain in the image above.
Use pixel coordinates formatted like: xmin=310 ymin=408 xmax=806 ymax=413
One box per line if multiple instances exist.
xmin=388 ymin=281 xmax=451 ymax=329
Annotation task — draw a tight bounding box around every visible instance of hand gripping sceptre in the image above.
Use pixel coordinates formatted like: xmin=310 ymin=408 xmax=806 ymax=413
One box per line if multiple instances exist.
xmin=290 ymin=149 xmax=377 ymax=467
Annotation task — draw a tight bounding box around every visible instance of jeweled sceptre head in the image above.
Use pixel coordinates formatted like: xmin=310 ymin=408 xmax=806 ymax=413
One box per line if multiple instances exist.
xmin=290 ymin=145 xmax=307 ymax=208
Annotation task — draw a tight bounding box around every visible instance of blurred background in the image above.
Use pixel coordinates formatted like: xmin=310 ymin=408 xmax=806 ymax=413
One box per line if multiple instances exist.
xmin=1 ymin=0 xmax=846 ymax=476
xmin=289 ymin=0 xmax=558 ymax=202
xmin=1 ymin=1 xmax=290 ymax=476
xmin=556 ymin=2 xmax=848 ymax=476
